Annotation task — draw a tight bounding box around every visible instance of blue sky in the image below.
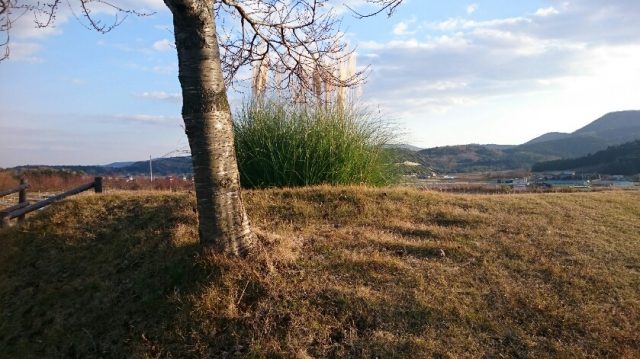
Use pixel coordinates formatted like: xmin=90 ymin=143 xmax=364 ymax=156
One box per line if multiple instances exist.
xmin=1 ymin=0 xmax=639 ymax=166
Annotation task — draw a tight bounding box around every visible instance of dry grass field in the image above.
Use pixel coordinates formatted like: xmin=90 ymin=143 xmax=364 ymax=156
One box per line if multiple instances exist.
xmin=1 ymin=187 xmax=639 ymax=357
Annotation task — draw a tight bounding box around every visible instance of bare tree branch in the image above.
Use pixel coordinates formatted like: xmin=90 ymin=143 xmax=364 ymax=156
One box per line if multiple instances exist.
xmin=0 ymin=0 xmax=153 ymax=61
xmin=345 ymin=0 xmax=403 ymax=19
xmin=0 ymin=0 xmax=15 ymax=60
xmin=215 ymin=0 xmax=372 ymax=103
xmin=1 ymin=0 xmax=401 ymax=100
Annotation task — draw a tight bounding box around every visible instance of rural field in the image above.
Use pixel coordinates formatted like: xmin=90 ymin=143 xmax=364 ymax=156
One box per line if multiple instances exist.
xmin=1 ymin=187 xmax=639 ymax=357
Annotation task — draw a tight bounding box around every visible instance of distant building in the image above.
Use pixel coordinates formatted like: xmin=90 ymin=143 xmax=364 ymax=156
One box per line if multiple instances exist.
xmin=497 ymin=177 xmax=529 ymax=189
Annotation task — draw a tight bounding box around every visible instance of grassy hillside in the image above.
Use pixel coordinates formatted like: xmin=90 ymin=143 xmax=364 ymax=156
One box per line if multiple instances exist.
xmin=523 ymin=132 xmax=571 ymax=145
xmin=10 ymin=156 xmax=193 ymax=177
xmin=417 ymin=145 xmax=549 ymax=172
xmin=575 ymin=110 xmax=640 ymax=134
xmin=1 ymin=188 xmax=639 ymax=357
xmin=533 ymin=140 xmax=640 ymax=174
xmin=513 ymin=134 xmax=609 ymax=159
xmin=405 ymin=111 xmax=640 ymax=172
xmin=515 ymin=111 xmax=640 ymax=160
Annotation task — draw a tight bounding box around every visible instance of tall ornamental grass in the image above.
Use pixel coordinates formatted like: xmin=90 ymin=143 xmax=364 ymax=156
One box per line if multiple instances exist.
xmin=234 ymin=100 xmax=396 ymax=188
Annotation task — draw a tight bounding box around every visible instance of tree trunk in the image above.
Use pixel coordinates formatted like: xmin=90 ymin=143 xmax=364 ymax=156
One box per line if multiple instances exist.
xmin=165 ymin=0 xmax=256 ymax=255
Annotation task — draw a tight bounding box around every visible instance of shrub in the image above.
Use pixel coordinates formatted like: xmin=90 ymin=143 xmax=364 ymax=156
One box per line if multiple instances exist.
xmin=0 ymin=169 xmax=89 ymax=192
xmin=234 ymin=100 xmax=396 ymax=188
xmin=0 ymin=171 xmax=18 ymax=190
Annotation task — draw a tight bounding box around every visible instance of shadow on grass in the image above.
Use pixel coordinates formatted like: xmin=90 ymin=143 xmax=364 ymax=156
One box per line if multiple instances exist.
xmin=2 ymin=193 xmax=445 ymax=357
xmin=2 ymin=189 xmax=638 ymax=358
xmin=382 ymin=223 xmax=443 ymax=240
xmin=0 ymin=195 xmax=211 ymax=357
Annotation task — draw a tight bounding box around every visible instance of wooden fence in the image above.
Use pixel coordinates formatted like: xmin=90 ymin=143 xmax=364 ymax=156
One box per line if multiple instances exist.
xmin=0 ymin=177 xmax=102 ymax=228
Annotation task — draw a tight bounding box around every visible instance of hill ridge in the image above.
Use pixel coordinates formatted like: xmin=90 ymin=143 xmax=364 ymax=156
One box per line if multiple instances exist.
xmin=532 ymin=139 xmax=640 ymax=174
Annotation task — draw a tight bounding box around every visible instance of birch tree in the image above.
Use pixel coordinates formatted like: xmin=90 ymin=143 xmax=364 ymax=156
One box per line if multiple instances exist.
xmin=0 ymin=0 xmax=402 ymax=256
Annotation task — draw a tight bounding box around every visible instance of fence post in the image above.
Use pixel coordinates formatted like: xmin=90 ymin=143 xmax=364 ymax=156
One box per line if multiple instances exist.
xmin=17 ymin=178 xmax=27 ymax=223
xmin=94 ymin=177 xmax=103 ymax=193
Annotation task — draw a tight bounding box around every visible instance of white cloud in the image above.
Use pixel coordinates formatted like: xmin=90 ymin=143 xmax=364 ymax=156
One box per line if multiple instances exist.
xmin=136 ymin=91 xmax=181 ymax=102
xmin=471 ymin=28 xmax=584 ymax=57
xmin=393 ymin=22 xmax=410 ymax=35
xmin=361 ymin=33 xmax=469 ymax=51
xmin=428 ymin=16 xmax=531 ymax=32
xmin=115 ymin=114 xmax=180 ymax=125
xmin=8 ymin=10 xmax=68 ymax=39
xmin=125 ymin=62 xmax=177 ymax=75
xmin=466 ymin=4 xmax=478 ymax=15
xmin=426 ymin=81 xmax=468 ymax=91
xmin=119 ymin=0 xmax=166 ymax=12
xmin=2 ymin=5 xmax=70 ymax=60
xmin=7 ymin=42 xmax=43 ymax=63
xmin=5 ymin=0 xmax=165 ymax=41
xmin=354 ymin=1 xmax=640 ymax=147
xmin=72 ymin=0 xmax=167 ymax=16
xmin=392 ymin=18 xmax=418 ymax=36
xmin=3 ymin=0 xmax=170 ymax=61
xmin=535 ymin=7 xmax=559 ymax=17
xmin=152 ymin=38 xmax=173 ymax=52
xmin=0 ymin=111 xmax=185 ymax=167
xmin=151 ymin=64 xmax=176 ymax=74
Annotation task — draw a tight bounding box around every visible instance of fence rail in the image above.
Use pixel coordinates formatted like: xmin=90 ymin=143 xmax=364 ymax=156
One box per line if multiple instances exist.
xmin=0 ymin=201 xmax=30 ymax=215
xmin=0 ymin=177 xmax=102 ymax=228
xmin=0 ymin=182 xmax=29 ymax=198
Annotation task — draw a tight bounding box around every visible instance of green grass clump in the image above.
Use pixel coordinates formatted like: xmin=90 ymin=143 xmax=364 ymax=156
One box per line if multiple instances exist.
xmin=234 ymin=100 xmax=396 ymax=188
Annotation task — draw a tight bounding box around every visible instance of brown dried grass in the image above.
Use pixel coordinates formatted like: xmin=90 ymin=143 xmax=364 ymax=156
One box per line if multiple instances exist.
xmin=0 ymin=187 xmax=639 ymax=357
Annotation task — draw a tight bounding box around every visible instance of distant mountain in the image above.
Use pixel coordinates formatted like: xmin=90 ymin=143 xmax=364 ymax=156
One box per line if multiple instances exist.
xmin=417 ymin=144 xmax=545 ymax=172
xmin=125 ymin=157 xmax=192 ymax=175
xmin=482 ymin=144 xmax=516 ymax=150
xmin=10 ymin=156 xmax=193 ymax=176
xmin=385 ymin=147 xmax=436 ymax=176
xmin=103 ymin=161 xmax=135 ymax=168
xmin=10 ymin=165 xmax=111 ymax=175
xmin=8 ymin=111 xmax=640 ymax=175
xmin=414 ymin=110 xmax=640 ymax=172
xmin=532 ymin=140 xmax=640 ymax=175
xmin=511 ymin=135 xmax=607 ymax=159
xmin=524 ymin=132 xmax=571 ymax=145
xmin=386 ymin=143 xmax=423 ymax=152
xmin=574 ymin=110 xmax=640 ymax=134
xmin=516 ymin=110 xmax=640 ymax=159
xmin=419 ymin=145 xmax=504 ymax=173
xmin=387 ymin=148 xmax=428 ymax=164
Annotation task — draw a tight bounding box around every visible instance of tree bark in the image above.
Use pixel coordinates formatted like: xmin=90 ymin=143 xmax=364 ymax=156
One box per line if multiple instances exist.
xmin=165 ymin=0 xmax=256 ymax=255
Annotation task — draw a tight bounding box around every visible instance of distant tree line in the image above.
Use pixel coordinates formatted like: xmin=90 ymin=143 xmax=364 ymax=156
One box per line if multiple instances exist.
xmin=7 ymin=157 xmax=193 ymax=177
xmin=532 ymin=140 xmax=640 ymax=175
